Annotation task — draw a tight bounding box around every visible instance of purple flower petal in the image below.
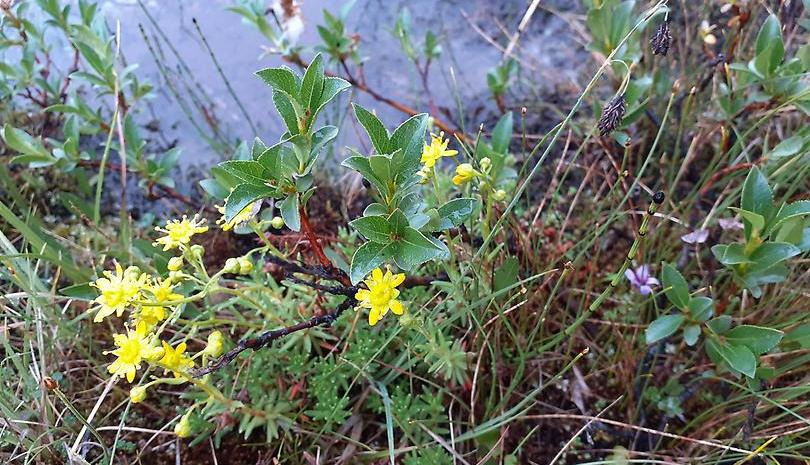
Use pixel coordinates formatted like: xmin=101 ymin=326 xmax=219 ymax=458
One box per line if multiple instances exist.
xmin=639 ymin=285 xmax=653 ymax=295
xmin=718 ymin=218 xmax=744 ymax=231
xmin=647 ymin=277 xmax=660 ymax=286
xmin=681 ymin=229 xmax=709 ymax=244
xmin=625 ymin=268 xmax=638 ymax=285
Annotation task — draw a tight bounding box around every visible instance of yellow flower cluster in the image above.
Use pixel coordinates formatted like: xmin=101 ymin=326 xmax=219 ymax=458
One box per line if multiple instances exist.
xmin=90 ymin=215 xmax=228 ymax=425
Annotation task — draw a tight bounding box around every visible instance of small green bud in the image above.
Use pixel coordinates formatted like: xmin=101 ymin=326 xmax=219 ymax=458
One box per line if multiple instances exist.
xmin=174 ymin=413 xmax=192 ymax=438
xmin=167 ymin=257 xmax=183 ymax=272
xmin=203 ymin=331 xmax=224 ymax=358
xmin=399 ymin=311 xmax=420 ymax=329
xmin=129 ymin=385 xmax=147 ymax=404
xmin=223 ymin=258 xmax=240 ymax=274
xmin=168 ymin=270 xmax=186 ymax=283
xmin=237 ymin=257 xmax=253 ymax=274
xmin=270 ymin=216 xmax=285 ymax=229
xmin=493 ymin=189 xmax=507 ymax=201
xmin=124 ymin=266 xmax=142 ymax=281
xmin=189 ymin=244 xmax=205 ymax=260
xmin=480 ymin=157 xmax=491 ymax=171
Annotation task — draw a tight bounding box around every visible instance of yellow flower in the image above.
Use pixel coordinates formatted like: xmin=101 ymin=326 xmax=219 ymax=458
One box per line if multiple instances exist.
xmin=91 ymin=263 xmax=148 ymax=323
xmin=106 ymin=322 xmax=164 ymax=383
xmin=154 ymin=215 xmax=208 ymax=251
xmin=216 ymin=200 xmax=260 ymax=231
xmin=355 ymin=267 xmax=405 ymax=326
xmin=174 ymin=413 xmax=193 ymax=438
xmin=420 ymin=132 xmax=457 ymax=168
xmin=158 ymin=340 xmax=195 ymax=377
xmin=452 ymin=163 xmax=480 ymax=186
xmin=136 ymin=278 xmax=182 ymax=327
xmin=202 ymin=330 xmax=224 ymax=358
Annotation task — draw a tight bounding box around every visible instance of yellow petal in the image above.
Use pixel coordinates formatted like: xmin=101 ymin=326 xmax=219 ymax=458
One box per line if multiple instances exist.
xmin=390 ymin=273 xmax=405 ymax=287
xmin=372 ymin=268 xmax=383 ymax=281
xmin=390 ymin=299 xmax=404 ymax=315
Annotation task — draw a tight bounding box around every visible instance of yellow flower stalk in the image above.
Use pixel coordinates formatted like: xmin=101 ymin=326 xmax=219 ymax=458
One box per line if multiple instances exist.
xmin=452 ymin=163 xmax=480 ymax=186
xmin=106 ymin=321 xmax=164 ymax=383
xmin=355 ymin=267 xmax=406 ymax=326
xmin=91 ymin=263 xmax=148 ymax=323
xmin=420 ymin=132 xmax=457 ymax=168
xmin=154 ymin=215 xmax=208 ymax=251
xmin=158 ymin=341 xmax=195 ymax=377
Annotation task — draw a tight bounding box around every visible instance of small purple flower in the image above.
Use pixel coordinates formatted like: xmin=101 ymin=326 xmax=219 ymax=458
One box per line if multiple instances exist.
xmin=625 ymin=265 xmax=660 ymax=296
xmin=681 ymin=228 xmax=709 ymax=244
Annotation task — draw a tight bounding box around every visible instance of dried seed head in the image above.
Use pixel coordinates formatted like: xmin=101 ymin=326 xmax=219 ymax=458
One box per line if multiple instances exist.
xmin=597 ymin=94 xmax=626 ymax=136
xmin=650 ymin=21 xmax=672 ymax=56
xmin=43 ymin=377 xmax=58 ymax=390
xmin=653 ymin=191 xmax=665 ymax=204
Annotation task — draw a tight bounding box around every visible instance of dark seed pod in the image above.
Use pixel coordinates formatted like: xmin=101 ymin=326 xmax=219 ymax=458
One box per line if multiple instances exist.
xmin=653 ymin=191 xmax=665 ymax=204
xmin=650 ymin=21 xmax=672 ymax=56
xmin=597 ymin=94 xmax=626 ymax=136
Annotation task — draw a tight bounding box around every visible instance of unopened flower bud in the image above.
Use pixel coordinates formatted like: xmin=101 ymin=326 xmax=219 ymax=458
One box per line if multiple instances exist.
xmin=124 ymin=266 xmax=142 ymax=282
xmin=493 ymin=189 xmax=507 ymax=201
xmin=203 ymin=331 xmax=224 ymax=358
xmin=399 ymin=311 xmax=419 ymax=329
xmin=169 ymin=270 xmax=186 ymax=283
xmin=189 ymin=245 xmax=204 ymax=260
xmin=237 ymin=257 xmax=253 ymax=274
xmin=270 ymin=216 xmax=285 ymax=229
xmin=174 ymin=413 xmax=192 ymax=438
xmin=223 ymin=258 xmax=240 ymax=274
xmin=167 ymin=257 xmax=183 ymax=272
xmin=480 ymin=157 xmax=491 ymax=171
xmin=130 ymin=386 xmax=147 ymax=404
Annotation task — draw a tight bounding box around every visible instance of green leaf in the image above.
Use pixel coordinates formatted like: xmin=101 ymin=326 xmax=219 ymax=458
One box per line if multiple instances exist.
xmin=224 ymin=184 xmax=274 ymax=223
xmin=711 ymin=243 xmax=751 ymax=266
xmin=725 ymin=325 xmax=783 ymax=355
xmin=300 ymin=53 xmax=325 ymax=111
xmin=279 ymin=194 xmax=300 ymax=232
xmin=350 ymin=216 xmax=391 ymax=243
xmin=312 ymin=76 xmax=350 ymax=124
xmin=753 ymin=15 xmax=784 ymax=77
xmin=258 ymin=143 xmax=298 ymax=182
xmin=646 ymin=314 xmax=685 ymax=344
xmin=683 ymin=324 xmax=701 ymax=346
xmin=688 ymin=296 xmax=714 ymax=322
xmin=393 ymin=226 xmax=442 ymax=271
xmin=494 ymin=257 xmax=519 ymax=293
xmin=350 ymin=241 xmax=396 ymax=284
xmin=387 ymin=209 xmax=410 ymax=234
xmin=768 ymin=200 xmax=810 ymax=234
xmin=59 ymin=282 xmax=96 ymax=300
xmin=389 ymin=113 xmax=429 ymax=175
xmin=768 ymin=136 xmax=803 ymax=158
xmin=2 ymin=125 xmax=51 ymax=159
xmin=662 ymin=263 xmax=690 ymax=309
xmin=256 ymin=66 xmax=299 ymax=99
xmin=432 ymin=198 xmax=477 ymax=231
xmin=741 ymin=167 xmax=774 ymax=239
xmin=708 ymin=338 xmax=757 ymax=378
xmin=784 ymin=324 xmax=810 ymax=349
xmin=353 ymin=103 xmax=389 ymax=154
xmin=706 ymin=315 xmax=732 ymax=335
xmin=273 ymin=91 xmax=301 ymax=135
xmin=342 ymin=156 xmax=386 ymax=192
xmin=730 ymin=208 xmax=765 ymax=237
xmin=491 ymin=112 xmax=513 ymax=154
xmin=748 ymin=242 xmax=800 ymax=272
xmin=219 ymin=160 xmax=268 ymax=185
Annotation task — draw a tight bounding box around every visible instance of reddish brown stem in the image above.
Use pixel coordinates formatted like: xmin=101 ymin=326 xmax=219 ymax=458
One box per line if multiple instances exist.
xmin=298 ymin=204 xmax=351 ymax=286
